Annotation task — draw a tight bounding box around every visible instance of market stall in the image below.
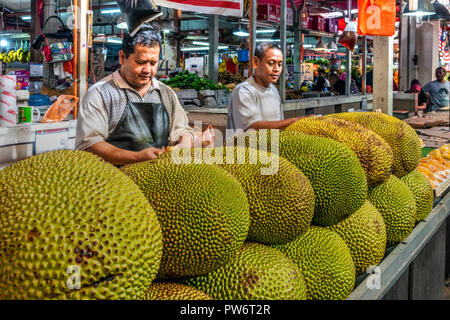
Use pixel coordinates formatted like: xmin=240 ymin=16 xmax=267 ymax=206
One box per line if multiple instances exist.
xmin=0 ymin=0 xmax=449 ymax=303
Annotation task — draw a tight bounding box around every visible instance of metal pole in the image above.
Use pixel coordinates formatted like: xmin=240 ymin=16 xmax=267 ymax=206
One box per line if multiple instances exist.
xmin=293 ymin=4 xmax=301 ymax=90
xmin=280 ymin=0 xmax=287 ymax=103
xmin=345 ymin=0 xmax=352 ymax=96
xmin=208 ymin=15 xmax=219 ymax=83
xmin=362 ymin=36 xmax=367 ymax=94
xmin=249 ymin=0 xmax=257 ymax=77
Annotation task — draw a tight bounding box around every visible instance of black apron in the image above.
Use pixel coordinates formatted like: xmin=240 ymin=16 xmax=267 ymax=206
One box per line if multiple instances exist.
xmin=106 ymin=90 xmax=170 ymax=151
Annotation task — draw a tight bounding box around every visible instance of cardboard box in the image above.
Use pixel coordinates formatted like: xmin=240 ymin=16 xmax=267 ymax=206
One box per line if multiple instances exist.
xmin=326 ymin=19 xmax=339 ymax=34
xmin=313 ymin=16 xmax=326 ymax=31
xmin=257 ymin=4 xmax=278 ymax=23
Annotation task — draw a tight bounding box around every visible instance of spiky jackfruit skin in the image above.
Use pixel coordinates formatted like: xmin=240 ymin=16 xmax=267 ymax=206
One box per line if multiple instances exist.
xmin=144 ymin=282 xmax=213 ymax=300
xmin=327 ymin=112 xmax=421 ymax=178
xmin=278 ymin=131 xmax=367 ymax=226
xmin=327 ymin=201 xmax=387 ymax=275
xmin=121 ymin=156 xmax=250 ymax=279
xmin=400 ymin=170 xmax=434 ymax=223
xmin=368 ymin=175 xmax=416 ymax=247
xmin=287 ymin=117 xmax=394 ymax=187
xmin=215 ymin=146 xmax=315 ymax=245
xmin=0 ymin=150 xmax=163 ymax=300
xmin=183 ymin=242 xmax=308 ymax=300
xmin=274 ymin=226 xmax=355 ymax=300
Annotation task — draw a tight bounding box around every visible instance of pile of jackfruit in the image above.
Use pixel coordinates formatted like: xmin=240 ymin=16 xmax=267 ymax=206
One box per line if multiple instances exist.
xmin=0 ymin=112 xmax=440 ymax=300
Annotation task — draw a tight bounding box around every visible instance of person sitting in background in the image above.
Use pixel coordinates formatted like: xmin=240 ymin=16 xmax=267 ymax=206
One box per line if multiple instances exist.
xmin=406 ymin=79 xmax=427 ymax=107
xmin=312 ymin=69 xmax=326 ymax=92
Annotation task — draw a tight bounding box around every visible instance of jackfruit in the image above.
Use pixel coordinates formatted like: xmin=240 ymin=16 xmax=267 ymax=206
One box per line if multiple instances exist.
xmin=0 ymin=150 xmax=163 ymax=300
xmin=400 ymin=170 xmax=434 ymax=223
xmin=328 ymin=201 xmax=387 ymax=275
xmin=278 ymin=131 xmax=367 ymax=226
xmin=287 ymin=116 xmax=394 ymax=187
xmin=214 ymin=146 xmax=315 ymax=245
xmin=183 ymin=242 xmax=308 ymax=300
xmin=327 ymin=112 xmax=421 ymax=178
xmin=368 ymin=175 xmax=416 ymax=247
xmin=121 ymin=154 xmax=250 ymax=279
xmin=274 ymin=226 xmax=356 ymax=300
xmin=144 ymin=282 xmax=213 ymax=300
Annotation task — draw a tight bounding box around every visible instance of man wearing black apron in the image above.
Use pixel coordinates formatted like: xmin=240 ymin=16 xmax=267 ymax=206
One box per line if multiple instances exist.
xmin=76 ymin=25 xmax=194 ymax=165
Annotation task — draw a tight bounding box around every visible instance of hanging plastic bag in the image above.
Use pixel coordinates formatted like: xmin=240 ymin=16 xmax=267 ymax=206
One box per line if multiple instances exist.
xmin=357 ymin=0 xmax=396 ymax=36
xmin=338 ymin=20 xmax=358 ymax=52
xmin=41 ymin=95 xmax=78 ymax=123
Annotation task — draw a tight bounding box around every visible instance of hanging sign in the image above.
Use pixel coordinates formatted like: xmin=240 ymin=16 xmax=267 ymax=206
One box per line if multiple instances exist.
xmin=301 ymin=63 xmax=314 ymax=81
xmin=154 ymin=0 xmax=243 ymax=17
xmin=357 ymin=0 xmax=396 ymax=36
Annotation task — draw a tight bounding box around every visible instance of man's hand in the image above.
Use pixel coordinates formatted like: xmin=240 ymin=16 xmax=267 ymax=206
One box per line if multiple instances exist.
xmin=136 ymin=147 xmax=164 ymax=161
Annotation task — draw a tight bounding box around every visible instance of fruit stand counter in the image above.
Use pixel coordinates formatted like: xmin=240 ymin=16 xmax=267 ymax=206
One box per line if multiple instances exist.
xmin=0 ymin=120 xmax=77 ymax=170
xmin=185 ymin=94 xmax=374 ymax=142
xmin=348 ymin=188 xmax=450 ymax=300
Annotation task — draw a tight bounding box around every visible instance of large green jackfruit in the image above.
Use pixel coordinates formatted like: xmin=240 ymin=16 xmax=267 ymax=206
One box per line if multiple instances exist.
xmin=278 ymin=131 xmax=367 ymax=226
xmin=144 ymin=282 xmax=213 ymax=300
xmin=183 ymin=242 xmax=308 ymax=300
xmin=287 ymin=116 xmax=394 ymax=187
xmin=328 ymin=201 xmax=387 ymax=275
xmin=368 ymin=175 xmax=416 ymax=247
xmin=215 ymin=146 xmax=315 ymax=245
xmin=0 ymin=150 xmax=163 ymax=300
xmin=327 ymin=112 xmax=422 ymax=177
xmin=121 ymin=155 xmax=250 ymax=279
xmin=400 ymin=170 xmax=434 ymax=223
xmin=275 ymin=226 xmax=356 ymax=300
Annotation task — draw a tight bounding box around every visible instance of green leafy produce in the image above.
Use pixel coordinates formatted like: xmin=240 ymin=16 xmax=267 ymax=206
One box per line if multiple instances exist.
xmin=162 ymin=70 xmax=230 ymax=91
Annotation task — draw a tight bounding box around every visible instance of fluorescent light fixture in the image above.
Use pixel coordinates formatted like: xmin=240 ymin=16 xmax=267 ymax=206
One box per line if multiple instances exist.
xmin=0 ymin=40 xmax=7 ymax=47
xmin=181 ymin=46 xmax=228 ymax=51
xmin=101 ymin=8 xmax=121 ymax=14
xmin=117 ymin=22 xmax=128 ymax=29
xmin=256 ymin=29 xmax=276 ymax=33
xmin=303 ymin=44 xmax=314 ymax=48
xmin=107 ymin=37 xmax=122 ymax=44
xmin=193 ymin=41 xmax=210 ymax=46
xmin=256 ymin=39 xmax=280 ymax=42
xmin=162 ymin=29 xmax=170 ymax=33
xmin=233 ymin=30 xmax=249 ymax=37
xmin=21 ymin=15 xmax=31 ymax=20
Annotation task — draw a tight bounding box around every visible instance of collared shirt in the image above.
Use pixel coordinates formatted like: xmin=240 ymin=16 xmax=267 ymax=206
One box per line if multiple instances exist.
xmin=422 ymin=80 xmax=449 ymax=110
xmin=76 ymin=69 xmax=193 ymax=150
xmin=226 ymin=76 xmax=283 ymax=131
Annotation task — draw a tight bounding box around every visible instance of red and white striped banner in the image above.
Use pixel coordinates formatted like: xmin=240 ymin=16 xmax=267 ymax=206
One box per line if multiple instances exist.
xmin=154 ymin=0 xmax=243 ymax=17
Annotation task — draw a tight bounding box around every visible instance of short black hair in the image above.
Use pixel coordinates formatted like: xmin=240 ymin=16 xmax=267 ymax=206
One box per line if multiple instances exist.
xmin=121 ymin=24 xmax=162 ymax=58
xmin=436 ymin=66 xmax=447 ymax=73
xmin=254 ymin=42 xmax=282 ymax=60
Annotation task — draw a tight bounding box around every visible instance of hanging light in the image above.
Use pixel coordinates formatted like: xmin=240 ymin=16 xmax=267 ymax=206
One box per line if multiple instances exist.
xmin=426 ymin=0 xmax=450 ymax=20
xmin=403 ymin=0 xmax=436 ymax=17
xmin=117 ymin=16 xmax=128 ymax=29
xmin=233 ymin=23 xmax=249 ymax=37
xmin=315 ymin=37 xmax=328 ymax=51
xmin=327 ymin=38 xmax=338 ymax=51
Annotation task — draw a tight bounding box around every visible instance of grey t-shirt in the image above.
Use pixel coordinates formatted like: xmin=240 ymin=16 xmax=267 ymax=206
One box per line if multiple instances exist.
xmin=422 ymin=80 xmax=449 ymax=110
xmin=226 ymin=76 xmax=283 ymax=131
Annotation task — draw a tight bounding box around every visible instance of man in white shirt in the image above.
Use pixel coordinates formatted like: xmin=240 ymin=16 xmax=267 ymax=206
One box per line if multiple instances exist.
xmin=226 ymin=43 xmax=305 ymax=132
